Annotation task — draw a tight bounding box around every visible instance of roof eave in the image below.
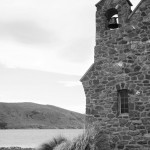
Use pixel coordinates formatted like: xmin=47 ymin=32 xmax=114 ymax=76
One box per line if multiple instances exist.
xmin=80 ymin=63 xmax=94 ymax=82
xmin=128 ymin=0 xmax=144 ymax=19
xmin=95 ymin=0 xmax=104 ymax=7
xmin=126 ymin=0 xmax=133 ymax=6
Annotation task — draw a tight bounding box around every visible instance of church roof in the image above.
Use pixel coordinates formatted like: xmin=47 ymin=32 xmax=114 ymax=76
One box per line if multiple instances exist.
xmin=128 ymin=0 xmax=144 ymax=19
xmin=126 ymin=0 xmax=133 ymax=6
xmin=95 ymin=0 xmax=133 ymax=7
xmin=80 ymin=63 xmax=94 ymax=82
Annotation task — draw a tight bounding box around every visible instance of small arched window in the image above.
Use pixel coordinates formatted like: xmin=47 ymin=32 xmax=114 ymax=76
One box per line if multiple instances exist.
xmin=118 ymin=89 xmax=129 ymax=114
xmin=105 ymin=8 xmax=119 ymax=30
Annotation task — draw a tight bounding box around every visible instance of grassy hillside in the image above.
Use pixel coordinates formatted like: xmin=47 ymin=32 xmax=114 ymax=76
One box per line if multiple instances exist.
xmin=0 ymin=102 xmax=85 ymax=129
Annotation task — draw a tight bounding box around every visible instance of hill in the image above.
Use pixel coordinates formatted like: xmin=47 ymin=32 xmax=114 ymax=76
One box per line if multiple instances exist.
xmin=0 ymin=102 xmax=85 ymax=129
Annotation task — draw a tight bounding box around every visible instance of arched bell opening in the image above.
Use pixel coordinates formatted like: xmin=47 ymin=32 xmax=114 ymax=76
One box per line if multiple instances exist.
xmin=105 ymin=8 xmax=120 ymax=30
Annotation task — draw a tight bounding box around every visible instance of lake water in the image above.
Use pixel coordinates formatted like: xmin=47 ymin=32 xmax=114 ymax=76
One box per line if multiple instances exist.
xmin=0 ymin=129 xmax=84 ymax=148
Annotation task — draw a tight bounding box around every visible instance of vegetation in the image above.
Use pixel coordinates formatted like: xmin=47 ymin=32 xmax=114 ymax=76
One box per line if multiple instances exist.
xmin=38 ymin=122 xmax=114 ymax=150
xmin=38 ymin=136 xmax=67 ymax=150
xmin=0 ymin=122 xmax=7 ymax=129
xmin=0 ymin=102 xmax=84 ymax=129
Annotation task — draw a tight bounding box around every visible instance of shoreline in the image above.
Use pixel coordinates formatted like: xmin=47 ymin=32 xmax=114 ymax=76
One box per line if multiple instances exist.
xmin=0 ymin=147 xmax=35 ymax=150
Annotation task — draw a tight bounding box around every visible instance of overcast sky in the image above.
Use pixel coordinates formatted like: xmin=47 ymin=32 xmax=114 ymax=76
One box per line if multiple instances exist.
xmin=0 ymin=0 xmax=140 ymax=113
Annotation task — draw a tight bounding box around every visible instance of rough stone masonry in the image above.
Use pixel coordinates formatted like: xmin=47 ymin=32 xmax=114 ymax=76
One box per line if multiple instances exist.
xmin=80 ymin=0 xmax=150 ymax=149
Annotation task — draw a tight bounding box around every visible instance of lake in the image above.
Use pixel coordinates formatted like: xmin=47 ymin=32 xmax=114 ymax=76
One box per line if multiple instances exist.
xmin=0 ymin=129 xmax=85 ymax=148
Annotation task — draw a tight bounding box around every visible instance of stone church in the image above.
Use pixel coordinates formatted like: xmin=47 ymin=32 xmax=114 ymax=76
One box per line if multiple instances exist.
xmin=80 ymin=0 xmax=150 ymax=149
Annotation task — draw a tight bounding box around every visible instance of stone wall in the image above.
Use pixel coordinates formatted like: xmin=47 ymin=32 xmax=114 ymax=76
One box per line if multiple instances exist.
xmin=81 ymin=0 xmax=150 ymax=149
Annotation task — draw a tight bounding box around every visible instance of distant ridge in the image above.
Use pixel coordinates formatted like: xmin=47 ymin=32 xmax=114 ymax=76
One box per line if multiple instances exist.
xmin=0 ymin=102 xmax=85 ymax=129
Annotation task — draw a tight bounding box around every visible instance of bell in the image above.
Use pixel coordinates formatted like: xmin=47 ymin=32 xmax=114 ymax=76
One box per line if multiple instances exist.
xmin=108 ymin=17 xmax=119 ymax=29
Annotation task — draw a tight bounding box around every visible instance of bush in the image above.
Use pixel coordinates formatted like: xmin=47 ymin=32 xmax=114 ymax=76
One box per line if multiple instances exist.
xmin=38 ymin=136 xmax=67 ymax=150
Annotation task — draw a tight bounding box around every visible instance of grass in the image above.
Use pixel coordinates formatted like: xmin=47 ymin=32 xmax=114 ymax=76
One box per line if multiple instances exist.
xmin=38 ymin=136 xmax=67 ymax=150
xmin=38 ymin=122 xmax=114 ymax=150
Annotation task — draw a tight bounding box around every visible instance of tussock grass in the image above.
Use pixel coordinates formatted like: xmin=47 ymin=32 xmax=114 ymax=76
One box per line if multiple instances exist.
xmin=53 ymin=141 xmax=71 ymax=150
xmin=38 ymin=136 xmax=67 ymax=150
xmin=38 ymin=131 xmax=93 ymax=150
xmin=39 ymin=123 xmax=114 ymax=150
xmin=64 ymin=129 xmax=93 ymax=150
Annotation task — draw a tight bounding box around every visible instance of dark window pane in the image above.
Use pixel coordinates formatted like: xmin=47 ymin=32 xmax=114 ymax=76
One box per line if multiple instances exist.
xmin=121 ymin=98 xmax=124 ymax=104
xmin=118 ymin=89 xmax=129 ymax=114
xmin=121 ymin=104 xmax=124 ymax=109
xmin=125 ymin=98 xmax=128 ymax=102
xmin=124 ymin=109 xmax=128 ymax=113
xmin=121 ymin=109 xmax=127 ymax=113
xmin=125 ymin=104 xmax=128 ymax=109
xmin=120 ymin=91 xmax=124 ymax=97
xmin=121 ymin=109 xmax=124 ymax=113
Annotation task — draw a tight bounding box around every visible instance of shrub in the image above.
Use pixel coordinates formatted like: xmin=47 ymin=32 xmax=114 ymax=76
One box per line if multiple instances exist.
xmin=53 ymin=141 xmax=71 ymax=150
xmin=38 ymin=136 xmax=67 ymax=150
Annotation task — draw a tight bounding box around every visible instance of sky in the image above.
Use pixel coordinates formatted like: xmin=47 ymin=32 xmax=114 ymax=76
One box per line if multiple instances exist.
xmin=0 ymin=0 xmax=141 ymax=113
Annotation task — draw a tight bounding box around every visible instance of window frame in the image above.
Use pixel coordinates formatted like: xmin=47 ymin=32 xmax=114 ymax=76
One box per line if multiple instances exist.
xmin=118 ymin=89 xmax=129 ymax=115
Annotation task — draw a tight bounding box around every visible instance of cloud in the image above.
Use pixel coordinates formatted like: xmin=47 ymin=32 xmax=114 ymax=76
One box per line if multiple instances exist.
xmin=0 ymin=39 xmax=92 ymax=75
xmin=0 ymin=21 xmax=59 ymax=46
xmin=58 ymin=81 xmax=82 ymax=87
xmin=0 ymin=0 xmax=95 ymax=76
xmin=60 ymin=37 xmax=94 ymax=63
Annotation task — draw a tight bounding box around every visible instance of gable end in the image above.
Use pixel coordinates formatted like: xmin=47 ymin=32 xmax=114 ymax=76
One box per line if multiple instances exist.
xmin=95 ymin=0 xmax=133 ymax=7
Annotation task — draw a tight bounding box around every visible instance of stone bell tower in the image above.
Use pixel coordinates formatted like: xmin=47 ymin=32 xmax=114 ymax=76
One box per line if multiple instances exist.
xmin=80 ymin=0 xmax=150 ymax=149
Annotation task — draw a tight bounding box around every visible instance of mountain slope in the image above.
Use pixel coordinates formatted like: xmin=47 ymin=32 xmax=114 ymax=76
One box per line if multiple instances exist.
xmin=0 ymin=102 xmax=85 ymax=129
